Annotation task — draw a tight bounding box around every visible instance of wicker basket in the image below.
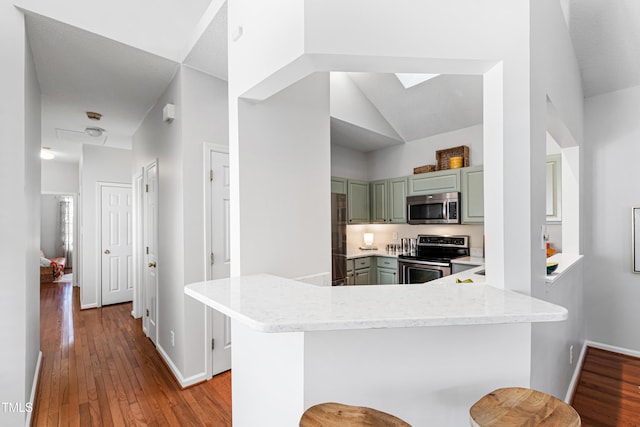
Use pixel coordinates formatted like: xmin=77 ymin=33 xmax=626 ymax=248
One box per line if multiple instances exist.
xmin=435 ymin=145 xmax=470 ymax=170
xmin=413 ymin=164 xmax=436 ymax=174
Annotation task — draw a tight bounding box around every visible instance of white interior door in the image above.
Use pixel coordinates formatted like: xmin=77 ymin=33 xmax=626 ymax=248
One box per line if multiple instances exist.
xmin=101 ymin=185 xmax=133 ymax=306
xmin=144 ymin=161 xmax=159 ymax=345
xmin=209 ymin=148 xmax=231 ymax=376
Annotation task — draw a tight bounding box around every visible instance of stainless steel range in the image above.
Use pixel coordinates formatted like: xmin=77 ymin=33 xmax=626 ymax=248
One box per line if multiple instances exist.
xmin=398 ymin=235 xmax=469 ymax=284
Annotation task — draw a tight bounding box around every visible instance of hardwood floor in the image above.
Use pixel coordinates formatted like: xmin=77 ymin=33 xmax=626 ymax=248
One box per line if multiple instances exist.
xmin=572 ymin=347 xmax=640 ymax=426
xmin=35 ymin=281 xmax=232 ymax=426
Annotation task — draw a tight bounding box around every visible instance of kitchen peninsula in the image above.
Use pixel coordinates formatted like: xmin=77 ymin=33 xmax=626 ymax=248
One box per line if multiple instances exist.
xmin=185 ymin=275 xmax=567 ymax=426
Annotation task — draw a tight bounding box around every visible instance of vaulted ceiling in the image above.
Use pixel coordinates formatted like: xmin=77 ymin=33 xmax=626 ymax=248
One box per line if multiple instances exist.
xmin=20 ymin=0 xmax=640 ymax=160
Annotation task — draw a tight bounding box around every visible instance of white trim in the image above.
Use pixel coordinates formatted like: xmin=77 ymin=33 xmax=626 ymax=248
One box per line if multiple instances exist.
xmin=132 ymin=170 xmax=144 ymax=319
xmin=156 ymin=344 xmax=209 ymax=388
xmin=25 ymin=351 xmax=42 ymax=426
xmin=95 ymin=181 xmax=132 ymax=308
xmin=564 ymin=342 xmax=588 ymax=403
xmin=564 ymin=340 xmax=640 ymax=403
xmin=203 ymin=142 xmax=229 ymax=379
xmin=143 ymin=159 xmax=159 ymax=346
xmin=80 ymin=303 xmax=97 ymax=310
xmin=584 ymin=340 xmax=640 ymax=358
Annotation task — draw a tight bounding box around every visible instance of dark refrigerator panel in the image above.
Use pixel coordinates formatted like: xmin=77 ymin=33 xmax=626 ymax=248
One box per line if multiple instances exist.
xmin=331 ymin=193 xmax=347 ymax=286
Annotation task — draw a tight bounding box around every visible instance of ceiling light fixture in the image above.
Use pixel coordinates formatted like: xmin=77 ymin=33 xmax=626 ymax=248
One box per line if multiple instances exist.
xmin=40 ymin=147 xmax=55 ymax=160
xmin=86 ymin=111 xmax=102 ymax=120
xmin=85 ymin=127 xmax=104 ymax=137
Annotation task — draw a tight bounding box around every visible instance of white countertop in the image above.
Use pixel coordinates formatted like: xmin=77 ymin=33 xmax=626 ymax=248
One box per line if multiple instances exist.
xmin=185 ymin=274 xmax=567 ymax=333
xmin=450 ymin=256 xmax=485 ymax=266
xmin=545 ymin=253 xmax=584 ymax=284
xmin=346 ymin=248 xmax=399 ymax=259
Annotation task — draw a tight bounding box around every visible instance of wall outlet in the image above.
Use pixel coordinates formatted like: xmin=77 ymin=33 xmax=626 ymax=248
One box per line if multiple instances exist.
xmin=569 ymin=345 xmax=574 ymax=365
xmin=392 ymin=232 xmax=398 ymax=240
xmin=170 ymin=330 xmax=175 ymax=347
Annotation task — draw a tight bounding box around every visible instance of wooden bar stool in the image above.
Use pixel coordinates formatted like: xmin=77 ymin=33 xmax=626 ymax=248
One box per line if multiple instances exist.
xmin=300 ymin=402 xmax=411 ymax=427
xmin=469 ymin=387 xmax=581 ymax=426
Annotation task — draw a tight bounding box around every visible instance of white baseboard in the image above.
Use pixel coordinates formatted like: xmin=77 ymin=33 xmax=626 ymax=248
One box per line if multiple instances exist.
xmin=25 ymin=351 xmax=42 ymax=427
xmin=584 ymin=340 xmax=640 ymax=358
xmin=564 ymin=340 xmax=640 ymax=403
xmin=80 ymin=303 xmax=97 ymax=310
xmin=564 ymin=342 xmax=587 ymax=403
xmin=156 ymin=344 xmax=208 ymax=388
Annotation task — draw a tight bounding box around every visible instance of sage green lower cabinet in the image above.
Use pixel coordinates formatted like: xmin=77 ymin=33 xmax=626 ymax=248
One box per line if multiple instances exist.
xmin=408 ymin=169 xmax=461 ymax=195
xmin=347 ymin=179 xmax=370 ymax=224
xmin=345 ymin=259 xmax=354 ymax=285
xmin=376 ymin=257 xmax=398 ymax=284
xmin=331 ymin=176 xmax=348 ymax=194
xmin=461 ymin=166 xmax=484 ymax=224
xmin=353 ymin=257 xmax=373 ymax=285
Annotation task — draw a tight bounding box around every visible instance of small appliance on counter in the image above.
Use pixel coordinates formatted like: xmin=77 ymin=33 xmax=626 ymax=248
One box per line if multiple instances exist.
xmin=398 ymin=235 xmax=470 ymax=284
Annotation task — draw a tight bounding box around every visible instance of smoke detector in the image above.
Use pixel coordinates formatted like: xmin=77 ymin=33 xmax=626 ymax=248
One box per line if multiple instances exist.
xmin=86 ymin=111 xmax=102 ymax=121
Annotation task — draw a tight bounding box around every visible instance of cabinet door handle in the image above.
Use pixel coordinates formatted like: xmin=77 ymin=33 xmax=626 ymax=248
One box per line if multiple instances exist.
xmin=103 ymin=249 xmax=110 ymax=254
xmin=148 ymin=262 xmax=156 ymax=268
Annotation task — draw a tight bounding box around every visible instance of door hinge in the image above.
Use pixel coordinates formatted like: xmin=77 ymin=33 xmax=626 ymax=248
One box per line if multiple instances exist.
xmin=146 ymin=246 xmax=149 ymax=254
xmin=146 ymin=308 xmax=149 ymax=317
xmin=210 ymin=170 xmax=214 ymax=182
xmin=145 ymin=184 xmax=149 ymax=192
xmin=211 ymin=252 xmax=214 ymax=265
xmin=211 ymin=339 xmax=215 ymax=350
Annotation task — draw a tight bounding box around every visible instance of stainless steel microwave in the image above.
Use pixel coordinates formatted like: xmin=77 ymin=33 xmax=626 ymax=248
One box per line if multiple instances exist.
xmin=406 ymin=192 xmax=460 ymax=224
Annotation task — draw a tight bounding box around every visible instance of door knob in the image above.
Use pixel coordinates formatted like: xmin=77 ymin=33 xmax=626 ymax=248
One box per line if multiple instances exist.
xmin=148 ymin=262 xmax=156 ymax=268
xmin=104 ymin=249 xmax=110 ymax=254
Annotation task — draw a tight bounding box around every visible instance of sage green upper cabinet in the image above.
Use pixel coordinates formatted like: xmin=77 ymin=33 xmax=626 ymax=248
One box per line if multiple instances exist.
xmin=546 ymin=154 xmax=562 ymax=222
xmin=347 ymin=179 xmax=370 ymax=224
xmin=388 ymin=177 xmax=408 ymax=223
xmin=331 ymin=176 xmax=347 ymax=194
xmin=370 ymin=180 xmax=388 ymax=223
xmin=461 ymin=166 xmax=484 ymax=224
xmin=408 ymin=169 xmax=461 ymax=195
xmin=370 ymin=178 xmax=408 ymax=224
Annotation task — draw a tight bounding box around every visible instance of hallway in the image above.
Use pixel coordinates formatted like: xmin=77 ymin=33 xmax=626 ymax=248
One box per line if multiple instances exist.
xmin=35 ymin=281 xmax=232 ymax=426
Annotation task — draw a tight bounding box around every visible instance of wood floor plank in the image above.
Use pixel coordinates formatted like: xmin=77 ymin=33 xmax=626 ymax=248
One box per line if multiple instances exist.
xmin=35 ymin=281 xmax=232 ymax=426
xmin=572 ymin=346 xmax=640 ymax=426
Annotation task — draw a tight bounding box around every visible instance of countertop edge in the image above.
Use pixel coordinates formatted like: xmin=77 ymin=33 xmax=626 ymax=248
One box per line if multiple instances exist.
xmin=185 ymin=275 xmax=569 ymax=334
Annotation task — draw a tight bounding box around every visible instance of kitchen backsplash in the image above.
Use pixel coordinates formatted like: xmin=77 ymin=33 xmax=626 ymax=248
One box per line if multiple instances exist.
xmin=347 ymin=223 xmax=485 ymax=256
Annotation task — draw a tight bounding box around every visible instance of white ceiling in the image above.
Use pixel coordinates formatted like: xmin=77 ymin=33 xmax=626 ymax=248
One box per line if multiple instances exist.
xmin=183 ymin=2 xmax=228 ymax=81
xmin=26 ymin=13 xmax=180 ymax=162
xmin=347 ymin=73 xmax=483 ymax=144
xmin=23 ymin=0 xmax=640 ymax=161
xmin=569 ymin=0 xmax=640 ymax=97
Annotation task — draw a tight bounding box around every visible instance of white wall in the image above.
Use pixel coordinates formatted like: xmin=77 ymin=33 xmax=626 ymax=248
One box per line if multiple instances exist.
xmin=367 ymin=124 xmax=483 ymax=181
xmin=133 ymin=68 xmax=186 ymax=376
xmin=330 ymin=144 xmax=368 ymax=181
xmin=0 ymin=5 xmax=41 ymax=424
xmin=234 ymin=73 xmax=331 ymax=278
xmin=181 ymin=66 xmax=229 ymax=379
xmin=531 ymin=260 xmax=584 ymax=399
xmin=41 ymin=195 xmax=60 ymax=258
xmin=133 ymin=66 xmax=229 ymax=384
xmin=41 ymin=160 xmax=79 ymax=193
xmin=584 ymin=85 xmax=640 ymax=351
xmin=79 ymin=145 xmax=132 ymax=308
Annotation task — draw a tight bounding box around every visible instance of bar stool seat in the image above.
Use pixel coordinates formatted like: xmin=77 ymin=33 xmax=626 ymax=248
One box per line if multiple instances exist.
xmin=300 ymin=402 xmax=411 ymax=427
xmin=469 ymin=387 xmax=581 ymax=426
